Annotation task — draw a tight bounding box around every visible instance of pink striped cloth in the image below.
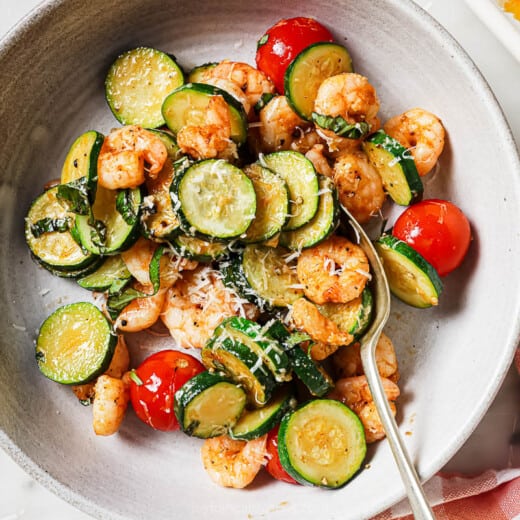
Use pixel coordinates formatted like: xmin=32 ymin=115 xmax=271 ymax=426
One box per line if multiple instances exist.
xmin=373 ymin=349 xmax=520 ymax=520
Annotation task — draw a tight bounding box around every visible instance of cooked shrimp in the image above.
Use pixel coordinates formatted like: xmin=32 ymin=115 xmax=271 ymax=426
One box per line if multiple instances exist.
xmin=121 ymin=237 xmax=197 ymax=289
xmin=92 ymin=374 xmax=130 ymax=436
xmin=201 ymin=76 xmax=251 ymax=117
xmin=177 ymin=95 xmax=237 ymax=160
xmin=328 ymin=375 xmax=400 ymax=443
xmin=258 ymin=95 xmax=311 ymax=152
xmin=332 ymin=151 xmax=386 ymax=224
xmin=72 ymin=335 xmax=130 ymax=403
xmin=161 ymin=265 xmax=258 ymax=349
xmin=202 ymin=60 xmax=275 ymax=117
xmin=314 ymin=73 xmax=380 ymax=138
xmin=383 ymin=108 xmax=445 ymax=176
xmin=291 ymin=298 xmax=354 ymax=360
xmin=296 ymin=235 xmax=370 ymax=305
xmin=97 ymin=125 xmax=167 ymax=190
xmin=305 ymin=144 xmax=333 ymax=177
xmin=201 ymin=434 xmax=267 ymax=488
xmin=332 ymin=332 xmax=399 ymax=383
xmin=114 ymin=286 xmax=168 ymax=332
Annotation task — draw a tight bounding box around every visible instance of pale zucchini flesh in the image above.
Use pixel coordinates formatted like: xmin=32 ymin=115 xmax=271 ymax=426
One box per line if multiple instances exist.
xmin=262 ymin=151 xmax=319 ymax=231
xmin=375 ymin=235 xmax=442 ymax=308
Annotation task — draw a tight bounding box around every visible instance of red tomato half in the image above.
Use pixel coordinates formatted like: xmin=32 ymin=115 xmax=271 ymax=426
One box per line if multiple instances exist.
xmin=265 ymin=425 xmax=298 ymax=484
xmin=255 ymin=17 xmax=334 ymax=93
xmin=392 ymin=199 xmax=471 ymax=277
xmin=129 ymin=350 xmax=205 ymax=431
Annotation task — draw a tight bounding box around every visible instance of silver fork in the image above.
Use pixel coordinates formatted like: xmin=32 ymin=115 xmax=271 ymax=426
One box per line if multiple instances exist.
xmin=340 ymin=205 xmax=435 ymax=520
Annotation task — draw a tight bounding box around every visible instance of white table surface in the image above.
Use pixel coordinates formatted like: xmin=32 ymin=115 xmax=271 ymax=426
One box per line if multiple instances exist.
xmin=0 ymin=0 xmax=519 ymax=518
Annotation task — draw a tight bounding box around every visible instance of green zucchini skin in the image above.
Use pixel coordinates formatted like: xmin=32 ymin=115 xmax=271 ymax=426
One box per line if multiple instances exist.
xmin=363 ymin=130 xmax=423 ymax=206
xmin=284 ymin=42 xmax=353 ymax=121
xmin=60 ymin=130 xmax=104 ymax=200
xmin=38 ymin=255 xmax=104 ymax=279
xmin=187 ymin=62 xmax=217 ymax=83
xmin=74 ymin=186 xmax=142 ymax=255
xmin=105 ymin=47 xmax=184 ymax=128
xmin=262 ymin=151 xmax=319 ymax=231
xmin=230 ymin=385 xmax=296 ymax=441
xmin=220 ymin=245 xmax=303 ymax=312
xmin=77 ymin=255 xmax=131 ymax=292
xmin=174 ymin=371 xmax=247 ymax=438
xmin=36 ymin=302 xmax=117 ymax=385
xmin=279 ymin=175 xmax=339 ymax=250
xmin=202 ymin=335 xmax=276 ymax=408
xmin=172 ymin=159 xmax=256 ymax=240
xmin=25 ymin=186 xmax=98 ymax=272
xmin=162 ymin=83 xmax=248 ymax=145
xmin=375 ymin=234 xmax=443 ymax=308
xmin=278 ymin=399 xmax=366 ymax=488
xmin=215 ymin=316 xmax=292 ymax=383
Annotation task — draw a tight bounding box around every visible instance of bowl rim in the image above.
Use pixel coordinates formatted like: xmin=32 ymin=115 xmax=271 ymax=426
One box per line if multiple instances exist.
xmin=1 ymin=0 xmax=520 ymax=518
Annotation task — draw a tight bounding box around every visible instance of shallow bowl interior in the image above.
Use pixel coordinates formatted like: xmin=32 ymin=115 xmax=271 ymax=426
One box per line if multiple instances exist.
xmin=1 ymin=0 xmax=520 ymax=519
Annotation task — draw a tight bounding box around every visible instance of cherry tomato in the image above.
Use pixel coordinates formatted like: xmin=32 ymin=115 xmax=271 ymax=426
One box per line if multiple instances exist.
xmin=392 ymin=199 xmax=471 ymax=277
xmin=129 ymin=350 xmax=205 ymax=431
xmin=265 ymin=425 xmax=298 ymax=484
xmin=255 ymin=17 xmax=334 ymax=93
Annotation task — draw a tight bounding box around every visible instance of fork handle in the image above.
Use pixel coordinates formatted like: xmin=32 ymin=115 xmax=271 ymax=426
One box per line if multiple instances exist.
xmin=361 ymin=344 xmax=436 ymax=520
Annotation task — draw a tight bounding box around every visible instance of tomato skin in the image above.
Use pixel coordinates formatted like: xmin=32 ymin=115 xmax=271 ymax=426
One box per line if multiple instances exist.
xmin=256 ymin=17 xmax=334 ymax=93
xmin=129 ymin=350 xmax=205 ymax=431
xmin=392 ymin=199 xmax=471 ymax=277
xmin=265 ymin=425 xmax=298 ymax=484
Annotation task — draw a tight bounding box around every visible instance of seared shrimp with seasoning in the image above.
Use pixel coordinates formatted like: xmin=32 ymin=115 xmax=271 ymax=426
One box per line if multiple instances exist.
xmin=313 ymin=73 xmax=380 ymax=143
xmin=384 ymin=108 xmax=445 ymax=176
xmin=97 ymin=125 xmax=168 ymax=190
xmin=202 ymin=60 xmax=275 ymax=117
xmin=297 ymin=235 xmax=370 ymax=305
xmin=201 ymin=434 xmax=267 ymax=488
xmin=328 ymin=375 xmax=400 ymax=443
xmin=332 ymin=332 xmax=399 ymax=383
xmin=332 ymin=151 xmax=386 ymax=224
xmin=291 ymin=297 xmax=354 ymax=360
xmin=176 ymin=95 xmax=237 ymax=160
xmin=92 ymin=372 xmax=131 ymax=436
xmin=161 ymin=265 xmax=258 ymax=349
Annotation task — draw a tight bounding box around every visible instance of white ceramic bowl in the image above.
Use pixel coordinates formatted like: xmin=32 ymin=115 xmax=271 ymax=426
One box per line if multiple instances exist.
xmin=1 ymin=1 xmax=520 ymax=519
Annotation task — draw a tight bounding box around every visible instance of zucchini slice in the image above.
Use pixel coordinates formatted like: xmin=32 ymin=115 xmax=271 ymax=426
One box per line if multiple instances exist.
xmin=285 ymin=343 xmax=335 ymax=397
xmin=141 ymin=157 xmax=181 ymax=241
xmin=173 ymin=159 xmax=256 ymax=240
xmin=41 ymin=256 xmax=105 ymax=279
xmin=105 ymin=47 xmax=184 ymax=128
xmin=25 ymin=186 xmax=98 ymax=272
xmin=77 ymin=255 xmax=131 ymax=292
xmin=279 ymin=175 xmax=338 ymax=250
xmin=60 ymin=130 xmax=104 ymax=198
xmin=162 ymin=83 xmax=248 ymax=145
xmin=375 ymin=235 xmax=443 ymax=308
xmin=174 ymin=371 xmax=247 ymax=438
xmin=170 ymin=234 xmax=229 ymax=262
xmin=262 ymin=151 xmax=319 ymax=231
xmin=363 ymin=130 xmax=423 ymax=205
xmin=285 ymin=42 xmax=353 ymax=121
xmin=36 ymin=302 xmax=117 ymax=385
xmin=146 ymin=129 xmax=182 ymax=161
xmin=278 ymin=399 xmax=366 ymax=488
xmin=215 ymin=317 xmax=292 ymax=382
xmin=75 ymin=186 xmax=142 ymax=255
xmin=221 ymin=245 xmax=304 ymax=310
xmin=242 ymin=163 xmax=289 ymax=244
xmin=202 ymin=335 xmax=276 ymax=408
xmin=317 ymin=287 xmax=373 ymax=340
xmin=187 ymin=62 xmax=217 ymax=83
xmin=230 ymin=385 xmax=296 ymax=440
